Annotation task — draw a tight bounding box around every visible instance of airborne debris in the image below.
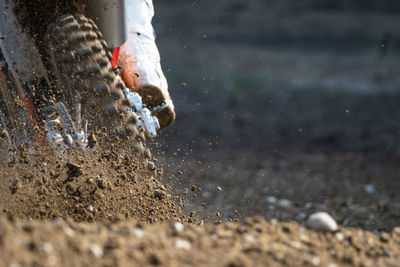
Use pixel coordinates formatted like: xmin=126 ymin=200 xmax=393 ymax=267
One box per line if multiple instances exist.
xmin=66 ymin=162 xmax=83 ymax=177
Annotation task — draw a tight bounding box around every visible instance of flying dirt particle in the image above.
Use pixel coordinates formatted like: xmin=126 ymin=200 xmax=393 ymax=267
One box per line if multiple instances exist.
xmin=306 ymin=212 xmax=338 ymax=232
xmin=190 ymin=185 xmax=199 ymax=192
xmin=147 ymin=161 xmax=156 ymax=171
xmin=87 ymin=133 xmax=97 ymax=148
xmin=0 ymin=128 xmax=9 ymax=140
xmin=154 ymin=189 xmax=170 ymax=200
xmin=9 ymin=179 xmax=22 ymax=194
xmin=66 ymin=163 xmax=83 ymax=177
xmin=96 ymin=178 xmax=107 ymax=189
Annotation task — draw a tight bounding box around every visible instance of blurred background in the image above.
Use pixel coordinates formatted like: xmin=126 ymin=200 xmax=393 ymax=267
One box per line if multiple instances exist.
xmin=151 ymin=0 xmax=400 ymax=231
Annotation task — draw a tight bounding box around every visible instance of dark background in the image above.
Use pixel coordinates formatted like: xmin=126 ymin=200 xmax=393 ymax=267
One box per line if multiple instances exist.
xmin=154 ymin=0 xmax=400 ymax=152
xmin=151 ymin=0 xmax=400 ymax=230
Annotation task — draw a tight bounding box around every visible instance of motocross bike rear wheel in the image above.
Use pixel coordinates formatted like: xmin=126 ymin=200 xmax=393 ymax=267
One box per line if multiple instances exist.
xmin=45 ymin=14 xmax=147 ymax=151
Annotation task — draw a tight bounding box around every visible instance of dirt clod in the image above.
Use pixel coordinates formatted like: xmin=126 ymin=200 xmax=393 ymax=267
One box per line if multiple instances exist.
xmin=66 ymin=162 xmax=83 ymax=177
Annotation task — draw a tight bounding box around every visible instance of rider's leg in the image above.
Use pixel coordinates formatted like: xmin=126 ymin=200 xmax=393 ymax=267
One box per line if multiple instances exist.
xmin=119 ymin=0 xmax=175 ymax=129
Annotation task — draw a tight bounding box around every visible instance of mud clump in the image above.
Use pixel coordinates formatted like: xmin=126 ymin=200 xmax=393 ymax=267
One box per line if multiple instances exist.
xmin=0 ymin=143 xmax=187 ymax=223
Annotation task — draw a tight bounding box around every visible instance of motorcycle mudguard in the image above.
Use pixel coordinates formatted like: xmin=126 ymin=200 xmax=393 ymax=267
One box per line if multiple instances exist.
xmin=85 ymin=0 xmax=127 ymax=48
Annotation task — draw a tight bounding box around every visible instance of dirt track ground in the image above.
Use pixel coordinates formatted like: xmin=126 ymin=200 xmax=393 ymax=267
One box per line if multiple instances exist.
xmin=1 ymin=0 xmax=400 ymax=266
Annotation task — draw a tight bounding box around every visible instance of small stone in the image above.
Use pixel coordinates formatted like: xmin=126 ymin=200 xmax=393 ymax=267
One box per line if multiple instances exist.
xmin=134 ymin=229 xmax=144 ymax=239
xmin=297 ymin=212 xmax=307 ymax=220
xmin=88 ymin=133 xmax=97 ymax=148
xmin=64 ymin=227 xmax=74 ymax=238
xmin=89 ymin=244 xmax=103 ymax=258
xmin=64 ymin=134 xmax=73 ymax=146
xmin=278 ymin=199 xmax=292 ymax=208
xmin=305 ymin=202 xmax=313 ymax=209
xmin=190 ymin=185 xmax=198 ymax=192
xmin=97 ymin=178 xmax=107 ymax=189
xmin=217 ymin=186 xmax=222 ymax=191
xmin=147 ymin=161 xmax=156 ymax=171
xmin=0 ymin=129 xmax=9 ymax=140
xmin=174 ymin=240 xmax=191 ymax=250
xmin=266 ymin=196 xmax=277 ymax=204
xmin=311 ymin=257 xmax=321 ymax=266
xmin=393 ymin=227 xmax=400 ymax=236
xmin=335 ymin=232 xmax=344 ymax=241
xmin=364 ymin=184 xmax=375 ymax=194
xmin=86 ymin=205 xmax=94 ymax=212
xmin=154 ymin=189 xmax=169 ymax=200
xmin=306 ymin=212 xmax=338 ymax=232
xmin=380 ymin=232 xmax=390 ymax=243
xmin=10 ymin=179 xmax=22 ymax=194
xmin=66 ymin=162 xmax=82 ymax=177
xmin=173 ymin=222 xmax=184 ymax=233
xmin=42 ymin=242 xmax=53 ymax=253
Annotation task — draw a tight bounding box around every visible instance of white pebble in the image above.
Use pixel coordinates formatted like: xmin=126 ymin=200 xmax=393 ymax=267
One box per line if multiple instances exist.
xmin=42 ymin=242 xmax=53 ymax=253
xmin=173 ymin=222 xmax=184 ymax=233
xmin=278 ymin=199 xmax=292 ymax=208
xmin=217 ymin=186 xmax=222 ymax=191
xmin=335 ymin=232 xmax=344 ymax=241
xmin=134 ymin=229 xmax=144 ymax=239
xmin=64 ymin=227 xmax=75 ymax=238
xmin=306 ymin=212 xmax=338 ymax=232
xmin=174 ymin=239 xmax=191 ymax=250
xmin=364 ymin=184 xmax=375 ymax=194
xmin=266 ymin=196 xmax=277 ymax=204
xmin=86 ymin=205 xmax=94 ymax=212
xmin=311 ymin=257 xmax=321 ymax=266
xmin=89 ymin=244 xmax=103 ymax=258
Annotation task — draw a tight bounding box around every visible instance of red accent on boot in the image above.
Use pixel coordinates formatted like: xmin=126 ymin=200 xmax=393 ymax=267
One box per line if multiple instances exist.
xmin=111 ymin=47 xmax=121 ymax=68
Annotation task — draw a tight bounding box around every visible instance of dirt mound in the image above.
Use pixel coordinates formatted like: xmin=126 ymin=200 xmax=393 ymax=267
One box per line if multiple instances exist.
xmin=0 ymin=143 xmax=186 ymax=223
xmin=0 ymin=216 xmax=399 ymax=266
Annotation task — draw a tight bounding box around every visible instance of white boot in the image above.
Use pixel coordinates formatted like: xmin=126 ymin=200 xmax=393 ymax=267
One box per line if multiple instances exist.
xmin=119 ymin=0 xmax=175 ymax=129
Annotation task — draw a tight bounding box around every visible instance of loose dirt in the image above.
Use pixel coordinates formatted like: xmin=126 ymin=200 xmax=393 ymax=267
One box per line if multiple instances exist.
xmin=0 ymin=141 xmax=399 ymax=266
xmin=0 ymin=216 xmax=399 ymax=267
xmin=0 ymin=142 xmax=186 ymax=223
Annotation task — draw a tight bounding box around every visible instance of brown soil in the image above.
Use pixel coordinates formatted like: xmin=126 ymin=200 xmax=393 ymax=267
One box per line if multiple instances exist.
xmin=0 ymin=215 xmax=399 ymax=267
xmin=0 ymin=142 xmax=186 ymax=223
xmin=1 ymin=1 xmax=400 ymax=266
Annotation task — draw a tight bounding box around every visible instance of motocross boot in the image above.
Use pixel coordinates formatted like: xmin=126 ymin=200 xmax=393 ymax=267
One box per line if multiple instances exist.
xmin=118 ymin=0 xmax=175 ymax=129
